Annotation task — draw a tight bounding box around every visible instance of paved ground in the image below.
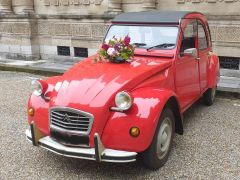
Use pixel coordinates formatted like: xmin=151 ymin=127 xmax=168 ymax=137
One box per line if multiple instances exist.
xmin=0 ymin=71 xmax=240 ymax=180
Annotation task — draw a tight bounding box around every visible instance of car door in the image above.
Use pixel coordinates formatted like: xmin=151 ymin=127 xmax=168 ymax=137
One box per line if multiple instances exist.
xmin=175 ymin=20 xmax=201 ymax=110
xmin=197 ymin=20 xmax=210 ymax=92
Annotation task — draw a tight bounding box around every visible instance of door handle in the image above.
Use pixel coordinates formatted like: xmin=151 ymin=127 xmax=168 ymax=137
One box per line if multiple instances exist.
xmin=195 ymin=57 xmax=200 ymax=60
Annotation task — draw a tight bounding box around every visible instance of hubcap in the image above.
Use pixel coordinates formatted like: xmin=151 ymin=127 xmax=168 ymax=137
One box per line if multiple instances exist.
xmin=157 ymin=117 xmax=172 ymax=160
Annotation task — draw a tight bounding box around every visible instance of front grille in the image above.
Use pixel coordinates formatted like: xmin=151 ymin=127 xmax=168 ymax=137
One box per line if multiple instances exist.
xmin=50 ymin=107 xmax=94 ymax=135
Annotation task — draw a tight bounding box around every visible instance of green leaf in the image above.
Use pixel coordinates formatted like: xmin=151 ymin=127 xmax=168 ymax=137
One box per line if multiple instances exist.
xmin=108 ymin=40 xmax=115 ymax=46
xmin=120 ymin=52 xmax=129 ymax=60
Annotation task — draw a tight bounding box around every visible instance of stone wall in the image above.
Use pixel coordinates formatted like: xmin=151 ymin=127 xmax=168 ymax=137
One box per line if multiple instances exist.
xmin=0 ymin=0 xmax=239 ymax=74
xmin=36 ymin=18 xmax=110 ymax=60
xmin=0 ymin=0 xmax=113 ymax=61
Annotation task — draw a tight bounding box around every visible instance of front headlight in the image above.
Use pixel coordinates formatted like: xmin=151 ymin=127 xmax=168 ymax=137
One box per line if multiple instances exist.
xmin=31 ymin=80 xmax=43 ymax=96
xmin=115 ymin=91 xmax=132 ymax=111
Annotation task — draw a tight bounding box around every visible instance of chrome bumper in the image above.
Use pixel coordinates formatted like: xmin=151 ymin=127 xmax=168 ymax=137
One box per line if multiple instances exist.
xmin=25 ymin=128 xmax=137 ymax=163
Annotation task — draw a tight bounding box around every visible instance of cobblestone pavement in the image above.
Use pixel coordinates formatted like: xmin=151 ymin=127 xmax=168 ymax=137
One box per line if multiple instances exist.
xmin=0 ymin=71 xmax=239 ymax=180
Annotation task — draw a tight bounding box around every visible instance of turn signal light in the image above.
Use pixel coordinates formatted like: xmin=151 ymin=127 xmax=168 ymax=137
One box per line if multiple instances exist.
xmin=130 ymin=127 xmax=140 ymax=137
xmin=28 ymin=108 xmax=35 ymax=116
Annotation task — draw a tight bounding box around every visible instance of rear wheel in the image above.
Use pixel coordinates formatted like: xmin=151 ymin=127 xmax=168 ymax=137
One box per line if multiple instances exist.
xmin=203 ymin=87 xmax=216 ymax=106
xmin=141 ymin=108 xmax=175 ymax=170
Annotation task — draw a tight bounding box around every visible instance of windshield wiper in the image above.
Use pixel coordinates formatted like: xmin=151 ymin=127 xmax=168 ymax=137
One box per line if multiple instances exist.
xmin=147 ymin=43 xmax=175 ymax=51
xmin=133 ymin=43 xmax=147 ymax=47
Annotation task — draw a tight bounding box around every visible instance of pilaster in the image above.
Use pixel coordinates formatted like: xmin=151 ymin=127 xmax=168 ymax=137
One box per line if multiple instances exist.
xmin=142 ymin=0 xmax=156 ymax=10
xmin=0 ymin=0 xmax=12 ymax=14
xmin=12 ymin=0 xmax=34 ymax=14
xmin=108 ymin=0 xmax=122 ymax=15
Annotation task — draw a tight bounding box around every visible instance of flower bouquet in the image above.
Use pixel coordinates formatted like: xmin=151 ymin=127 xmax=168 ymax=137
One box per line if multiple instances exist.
xmin=96 ymin=36 xmax=135 ymax=63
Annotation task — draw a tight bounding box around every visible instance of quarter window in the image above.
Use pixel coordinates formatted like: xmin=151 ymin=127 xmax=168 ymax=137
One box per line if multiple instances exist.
xmin=180 ymin=22 xmax=197 ymax=56
xmin=198 ymin=22 xmax=208 ymax=50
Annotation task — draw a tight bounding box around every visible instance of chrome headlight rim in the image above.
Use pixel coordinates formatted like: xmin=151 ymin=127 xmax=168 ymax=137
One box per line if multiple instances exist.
xmin=115 ymin=91 xmax=133 ymax=111
xmin=31 ymin=79 xmax=43 ymax=96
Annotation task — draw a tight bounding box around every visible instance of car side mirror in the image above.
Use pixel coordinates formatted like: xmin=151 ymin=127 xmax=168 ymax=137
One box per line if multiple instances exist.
xmin=183 ymin=48 xmax=198 ymax=58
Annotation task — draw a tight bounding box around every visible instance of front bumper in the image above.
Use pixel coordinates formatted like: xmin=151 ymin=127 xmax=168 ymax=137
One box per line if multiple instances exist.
xmin=25 ymin=126 xmax=137 ymax=163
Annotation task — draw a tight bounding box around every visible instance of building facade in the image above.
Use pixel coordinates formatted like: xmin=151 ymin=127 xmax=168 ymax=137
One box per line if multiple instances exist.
xmin=0 ymin=0 xmax=239 ymax=76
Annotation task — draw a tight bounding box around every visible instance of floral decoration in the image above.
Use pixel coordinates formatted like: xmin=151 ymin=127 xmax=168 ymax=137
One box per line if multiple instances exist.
xmin=95 ymin=36 xmax=135 ymax=63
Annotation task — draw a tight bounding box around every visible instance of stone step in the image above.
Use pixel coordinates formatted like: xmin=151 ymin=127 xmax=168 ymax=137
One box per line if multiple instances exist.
xmin=218 ymin=76 xmax=240 ymax=93
xmin=220 ymin=69 xmax=240 ymax=78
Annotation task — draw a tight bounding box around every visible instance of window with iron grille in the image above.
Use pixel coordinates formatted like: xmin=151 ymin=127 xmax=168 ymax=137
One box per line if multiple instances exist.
xmin=74 ymin=47 xmax=88 ymax=57
xmin=219 ymin=56 xmax=240 ymax=70
xmin=57 ymin=46 xmax=70 ymax=56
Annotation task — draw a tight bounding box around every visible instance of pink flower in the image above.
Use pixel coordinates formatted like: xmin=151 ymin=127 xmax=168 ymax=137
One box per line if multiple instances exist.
xmin=101 ymin=43 xmax=110 ymax=51
xmin=123 ymin=36 xmax=131 ymax=46
xmin=107 ymin=48 xmax=116 ymax=56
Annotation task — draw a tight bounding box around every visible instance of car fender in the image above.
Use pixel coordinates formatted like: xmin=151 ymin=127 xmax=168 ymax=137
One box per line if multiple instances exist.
xmin=208 ymin=53 xmax=220 ymax=88
xmin=101 ymin=87 xmax=180 ymax=152
xmin=28 ymin=76 xmax=60 ymax=135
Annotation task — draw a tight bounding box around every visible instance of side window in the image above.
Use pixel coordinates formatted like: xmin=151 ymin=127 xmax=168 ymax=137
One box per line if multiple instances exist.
xmin=198 ymin=21 xmax=208 ymax=50
xmin=180 ymin=22 xmax=197 ymax=56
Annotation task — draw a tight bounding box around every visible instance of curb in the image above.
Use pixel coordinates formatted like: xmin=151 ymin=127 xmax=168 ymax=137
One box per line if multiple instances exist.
xmin=216 ymin=91 xmax=240 ymax=99
xmin=0 ymin=65 xmax=62 ymax=76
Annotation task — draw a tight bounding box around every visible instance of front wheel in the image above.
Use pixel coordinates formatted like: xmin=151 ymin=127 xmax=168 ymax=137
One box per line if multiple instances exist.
xmin=141 ymin=108 xmax=175 ymax=170
xmin=203 ymin=87 xmax=216 ymax=106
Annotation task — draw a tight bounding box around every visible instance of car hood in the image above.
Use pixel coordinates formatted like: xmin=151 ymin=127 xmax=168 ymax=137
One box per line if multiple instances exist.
xmin=51 ymin=56 xmax=172 ymax=107
xmin=49 ymin=56 xmax=172 ymax=139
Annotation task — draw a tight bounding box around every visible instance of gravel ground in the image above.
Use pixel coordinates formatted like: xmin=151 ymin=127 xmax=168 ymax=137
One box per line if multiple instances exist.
xmin=0 ymin=71 xmax=240 ymax=180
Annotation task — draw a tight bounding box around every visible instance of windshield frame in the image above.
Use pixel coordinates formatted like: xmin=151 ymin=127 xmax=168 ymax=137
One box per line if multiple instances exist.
xmin=103 ymin=24 xmax=180 ymax=51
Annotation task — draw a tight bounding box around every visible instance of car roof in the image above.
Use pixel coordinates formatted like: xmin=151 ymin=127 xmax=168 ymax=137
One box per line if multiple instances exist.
xmin=112 ymin=11 xmax=203 ymax=24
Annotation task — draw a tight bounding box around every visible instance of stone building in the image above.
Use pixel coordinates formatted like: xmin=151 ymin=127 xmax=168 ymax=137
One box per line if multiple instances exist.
xmin=0 ymin=0 xmax=239 ymax=77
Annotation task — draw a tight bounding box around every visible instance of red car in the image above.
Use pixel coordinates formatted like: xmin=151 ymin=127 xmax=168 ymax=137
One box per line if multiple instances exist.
xmin=26 ymin=11 xmax=219 ymax=169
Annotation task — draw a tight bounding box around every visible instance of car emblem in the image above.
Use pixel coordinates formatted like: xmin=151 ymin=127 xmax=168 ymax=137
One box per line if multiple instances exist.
xmin=63 ymin=114 xmax=71 ymax=123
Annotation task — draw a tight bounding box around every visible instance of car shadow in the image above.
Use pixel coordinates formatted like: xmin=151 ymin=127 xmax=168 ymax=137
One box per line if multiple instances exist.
xmin=42 ymin=151 xmax=152 ymax=178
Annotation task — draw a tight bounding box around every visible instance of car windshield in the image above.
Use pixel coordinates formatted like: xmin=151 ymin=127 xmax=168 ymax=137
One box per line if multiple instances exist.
xmin=105 ymin=25 xmax=179 ymax=50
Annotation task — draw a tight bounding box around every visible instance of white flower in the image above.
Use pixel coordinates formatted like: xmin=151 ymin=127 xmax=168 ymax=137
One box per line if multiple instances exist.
xmin=107 ymin=48 xmax=116 ymax=56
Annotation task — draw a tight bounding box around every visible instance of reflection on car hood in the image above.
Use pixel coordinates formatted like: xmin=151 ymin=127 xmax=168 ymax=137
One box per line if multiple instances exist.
xmin=51 ymin=56 xmax=172 ymax=108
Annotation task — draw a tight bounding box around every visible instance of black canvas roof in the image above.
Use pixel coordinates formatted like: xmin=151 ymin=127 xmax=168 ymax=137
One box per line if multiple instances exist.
xmin=112 ymin=11 xmax=199 ymax=24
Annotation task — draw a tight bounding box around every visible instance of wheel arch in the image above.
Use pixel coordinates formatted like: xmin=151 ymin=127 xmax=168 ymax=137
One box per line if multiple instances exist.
xmin=165 ymin=96 xmax=183 ymax=135
xmin=208 ymin=53 xmax=220 ymax=88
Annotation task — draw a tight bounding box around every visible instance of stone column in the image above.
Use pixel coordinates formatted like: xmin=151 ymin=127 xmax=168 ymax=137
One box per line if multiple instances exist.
xmin=143 ymin=0 xmax=156 ymax=10
xmin=108 ymin=0 xmax=122 ymax=14
xmin=0 ymin=0 xmax=12 ymax=14
xmin=12 ymin=0 xmax=34 ymax=14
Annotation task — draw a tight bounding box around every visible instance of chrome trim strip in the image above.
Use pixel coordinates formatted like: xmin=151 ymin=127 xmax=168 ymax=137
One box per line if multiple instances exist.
xmin=25 ymin=129 xmax=32 ymax=143
xmin=110 ymin=107 xmax=124 ymax=112
xmin=51 ymin=119 xmax=89 ymax=126
xmin=49 ymin=106 xmax=94 ymax=135
xmin=51 ymin=121 xmax=89 ymax=129
xmin=25 ymin=129 xmax=137 ymax=163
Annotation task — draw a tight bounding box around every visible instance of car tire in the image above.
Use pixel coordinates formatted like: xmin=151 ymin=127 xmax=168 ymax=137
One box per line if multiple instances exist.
xmin=141 ymin=108 xmax=175 ymax=170
xmin=203 ymin=87 xmax=216 ymax=106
